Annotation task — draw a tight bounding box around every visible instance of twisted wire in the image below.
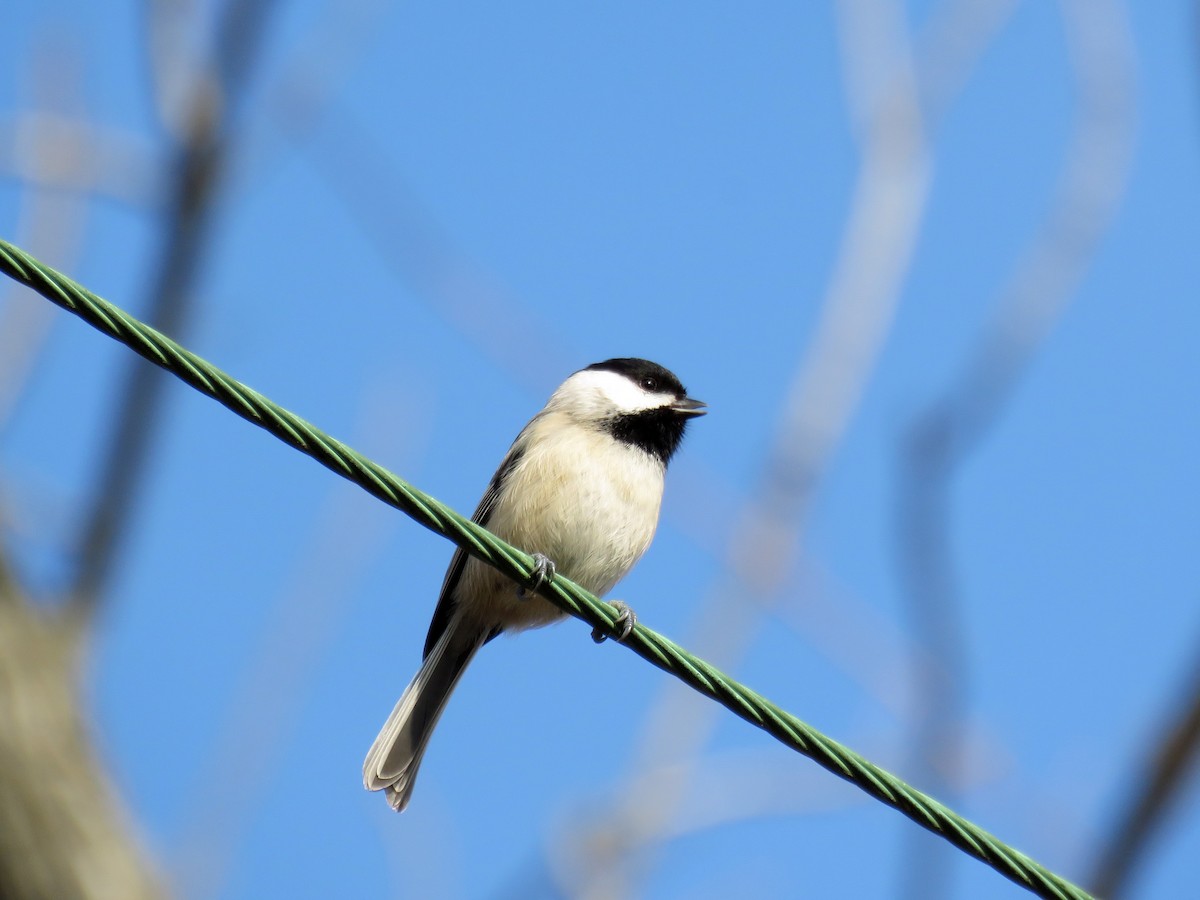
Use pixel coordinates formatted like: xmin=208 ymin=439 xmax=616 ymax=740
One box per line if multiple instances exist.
xmin=0 ymin=237 xmax=1090 ymax=900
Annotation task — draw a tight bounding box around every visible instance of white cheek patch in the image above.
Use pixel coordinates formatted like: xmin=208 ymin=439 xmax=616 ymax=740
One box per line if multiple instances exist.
xmin=559 ymin=369 xmax=672 ymax=414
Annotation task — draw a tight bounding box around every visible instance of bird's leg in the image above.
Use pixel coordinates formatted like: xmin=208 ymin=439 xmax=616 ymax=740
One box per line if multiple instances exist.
xmin=519 ymin=553 xmax=556 ymax=599
xmin=591 ymin=600 xmax=637 ymax=643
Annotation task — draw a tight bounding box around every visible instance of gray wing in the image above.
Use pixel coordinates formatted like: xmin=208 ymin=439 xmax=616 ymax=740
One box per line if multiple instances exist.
xmin=421 ymin=440 xmax=526 ymax=658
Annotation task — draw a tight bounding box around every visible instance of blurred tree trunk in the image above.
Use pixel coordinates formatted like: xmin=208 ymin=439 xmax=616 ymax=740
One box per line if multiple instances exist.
xmin=0 ymin=576 xmax=162 ymax=900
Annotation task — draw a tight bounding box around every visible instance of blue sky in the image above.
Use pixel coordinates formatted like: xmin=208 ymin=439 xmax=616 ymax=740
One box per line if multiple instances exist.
xmin=2 ymin=2 xmax=1199 ymax=898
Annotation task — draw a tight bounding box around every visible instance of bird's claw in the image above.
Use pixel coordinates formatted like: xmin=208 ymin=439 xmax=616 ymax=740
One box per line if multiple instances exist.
xmin=519 ymin=553 xmax=556 ymax=599
xmin=591 ymin=600 xmax=637 ymax=643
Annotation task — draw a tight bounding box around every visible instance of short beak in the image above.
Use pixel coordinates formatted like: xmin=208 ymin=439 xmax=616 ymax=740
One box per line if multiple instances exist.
xmin=672 ymin=397 xmax=707 ymax=417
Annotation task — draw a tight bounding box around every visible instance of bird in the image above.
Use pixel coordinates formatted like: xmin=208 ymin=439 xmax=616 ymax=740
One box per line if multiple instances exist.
xmin=362 ymin=357 xmax=705 ymax=811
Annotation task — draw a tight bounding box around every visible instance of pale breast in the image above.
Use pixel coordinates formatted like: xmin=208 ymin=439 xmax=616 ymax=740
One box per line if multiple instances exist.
xmin=461 ymin=418 xmax=665 ymax=633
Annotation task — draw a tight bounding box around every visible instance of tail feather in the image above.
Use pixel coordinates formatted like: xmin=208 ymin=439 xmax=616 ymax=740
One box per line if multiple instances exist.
xmin=363 ymin=621 xmax=483 ymax=811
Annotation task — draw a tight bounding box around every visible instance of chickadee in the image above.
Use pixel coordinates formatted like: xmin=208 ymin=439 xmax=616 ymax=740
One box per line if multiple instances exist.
xmin=362 ymin=358 xmax=705 ymax=811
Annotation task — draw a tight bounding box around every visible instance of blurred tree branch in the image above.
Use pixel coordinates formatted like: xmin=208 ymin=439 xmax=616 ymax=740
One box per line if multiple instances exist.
xmin=172 ymin=383 xmax=409 ymax=898
xmin=1090 ymin=631 xmax=1200 ymax=897
xmin=553 ymin=1 xmax=1029 ymax=894
xmin=0 ymin=1 xmax=284 ymax=897
xmin=0 ymin=33 xmax=164 ymax=900
xmin=0 ymin=598 xmax=163 ymax=899
xmin=0 ymin=114 xmax=159 ymax=210
xmin=0 ymin=36 xmax=92 ymax=434
xmin=1083 ymin=5 xmax=1200 ymax=893
xmin=72 ymin=0 xmax=283 ymax=609
xmin=895 ymin=0 xmax=1135 ymax=897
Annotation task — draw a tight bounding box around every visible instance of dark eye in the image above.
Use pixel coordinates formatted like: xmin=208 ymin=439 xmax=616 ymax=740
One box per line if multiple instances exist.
xmin=641 ymin=376 xmax=659 ymax=392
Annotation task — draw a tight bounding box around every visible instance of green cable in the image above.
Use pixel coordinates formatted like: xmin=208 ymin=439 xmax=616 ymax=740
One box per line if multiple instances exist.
xmin=0 ymin=237 xmax=1092 ymax=900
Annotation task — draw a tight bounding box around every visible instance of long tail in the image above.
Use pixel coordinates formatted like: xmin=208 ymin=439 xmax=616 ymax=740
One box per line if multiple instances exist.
xmin=362 ymin=619 xmax=484 ymax=811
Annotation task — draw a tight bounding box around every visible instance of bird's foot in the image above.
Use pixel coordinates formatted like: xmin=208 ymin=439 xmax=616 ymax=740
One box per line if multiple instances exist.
xmin=519 ymin=553 xmax=556 ymax=599
xmin=591 ymin=600 xmax=637 ymax=643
